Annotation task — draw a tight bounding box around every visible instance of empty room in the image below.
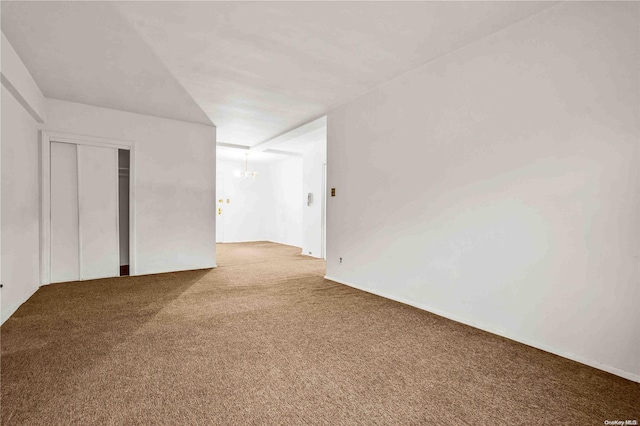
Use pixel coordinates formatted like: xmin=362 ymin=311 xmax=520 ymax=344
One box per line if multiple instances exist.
xmin=1 ymin=1 xmax=638 ymax=425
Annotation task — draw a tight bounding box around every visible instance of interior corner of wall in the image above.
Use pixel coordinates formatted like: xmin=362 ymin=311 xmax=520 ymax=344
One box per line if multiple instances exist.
xmin=1 ymin=32 xmax=47 ymax=124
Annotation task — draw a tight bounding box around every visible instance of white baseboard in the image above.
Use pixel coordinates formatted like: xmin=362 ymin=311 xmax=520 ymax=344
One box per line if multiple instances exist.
xmin=300 ymin=252 xmax=322 ymax=259
xmin=324 ymin=275 xmax=640 ymax=383
xmin=1 ymin=286 xmax=38 ymax=325
xmin=1 ymin=263 xmax=218 ymax=325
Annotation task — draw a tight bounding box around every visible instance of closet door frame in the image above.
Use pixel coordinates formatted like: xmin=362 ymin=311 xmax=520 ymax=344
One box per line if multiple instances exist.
xmin=40 ymin=131 xmax=136 ymax=285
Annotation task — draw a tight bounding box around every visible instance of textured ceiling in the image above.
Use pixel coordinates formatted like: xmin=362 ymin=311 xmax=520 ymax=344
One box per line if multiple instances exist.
xmin=2 ymin=1 xmax=557 ymax=146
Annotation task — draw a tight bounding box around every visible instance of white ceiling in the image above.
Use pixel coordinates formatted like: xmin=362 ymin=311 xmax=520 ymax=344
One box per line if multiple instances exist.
xmin=217 ymin=116 xmax=326 ymax=164
xmin=1 ymin=1 xmax=556 ymax=149
xmin=274 ymin=127 xmax=326 ymax=154
xmin=216 ymin=146 xmax=285 ymax=164
xmin=0 ymin=1 xmax=213 ymax=126
xmin=252 ymin=116 xmax=327 ymax=154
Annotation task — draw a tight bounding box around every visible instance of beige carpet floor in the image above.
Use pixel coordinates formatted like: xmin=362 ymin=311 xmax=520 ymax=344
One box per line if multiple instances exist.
xmin=1 ymin=241 xmax=638 ymax=425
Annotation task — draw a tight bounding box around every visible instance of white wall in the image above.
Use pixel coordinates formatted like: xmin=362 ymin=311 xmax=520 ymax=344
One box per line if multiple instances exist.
xmin=216 ymin=160 xmax=272 ymax=242
xmin=216 ymin=157 xmax=303 ymax=247
xmin=1 ymin=33 xmax=46 ymax=323
xmin=44 ymin=99 xmax=216 ymax=276
xmin=268 ymin=157 xmax=303 ymax=248
xmin=302 ymin=139 xmax=327 ymax=257
xmin=1 ymin=86 xmax=42 ymax=323
xmin=326 ymin=2 xmax=639 ymax=381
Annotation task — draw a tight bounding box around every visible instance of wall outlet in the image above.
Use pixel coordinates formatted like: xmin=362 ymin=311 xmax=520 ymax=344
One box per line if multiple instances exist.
xmin=339 ymin=257 xmax=342 ymax=264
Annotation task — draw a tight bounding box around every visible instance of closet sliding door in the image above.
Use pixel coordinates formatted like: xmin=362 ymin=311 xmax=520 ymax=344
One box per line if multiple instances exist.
xmin=77 ymin=145 xmax=119 ymax=280
xmin=50 ymin=142 xmax=80 ymax=283
xmin=49 ymin=142 xmax=120 ymax=283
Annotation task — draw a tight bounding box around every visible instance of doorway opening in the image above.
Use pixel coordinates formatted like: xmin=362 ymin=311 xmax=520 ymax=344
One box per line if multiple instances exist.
xmin=118 ymin=149 xmax=130 ymax=276
xmin=214 ymin=117 xmax=327 ymax=269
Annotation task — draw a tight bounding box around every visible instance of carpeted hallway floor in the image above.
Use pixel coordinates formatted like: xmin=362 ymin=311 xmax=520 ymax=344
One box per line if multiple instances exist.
xmin=1 ymin=242 xmax=638 ymax=425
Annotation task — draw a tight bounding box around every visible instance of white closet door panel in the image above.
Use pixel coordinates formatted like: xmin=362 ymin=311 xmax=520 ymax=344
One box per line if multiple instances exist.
xmin=50 ymin=142 xmax=80 ymax=283
xmin=78 ymin=145 xmax=119 ymax=280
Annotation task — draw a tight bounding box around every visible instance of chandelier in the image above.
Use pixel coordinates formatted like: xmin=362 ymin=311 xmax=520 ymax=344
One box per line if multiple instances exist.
xmin=234 ymin=153 xmax=258 ymax=178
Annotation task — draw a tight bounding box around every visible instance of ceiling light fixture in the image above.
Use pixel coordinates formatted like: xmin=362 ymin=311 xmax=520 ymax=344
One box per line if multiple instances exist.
xmin=234 ymin=153 xmax=258 ymax=178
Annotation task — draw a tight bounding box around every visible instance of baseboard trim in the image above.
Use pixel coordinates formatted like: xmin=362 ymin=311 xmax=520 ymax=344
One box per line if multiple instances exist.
xmin=1 ymin=286 xmax=39 ymax=325
xmin=324 ymin=275 xmax=640 ymax=383
xmin=300 ymin=252 xmax=322 ymax=259
xmin=118 ymin=265 xmax=217 ymax=277
xmin=36 ymin=265 xmax=218 ymax=286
